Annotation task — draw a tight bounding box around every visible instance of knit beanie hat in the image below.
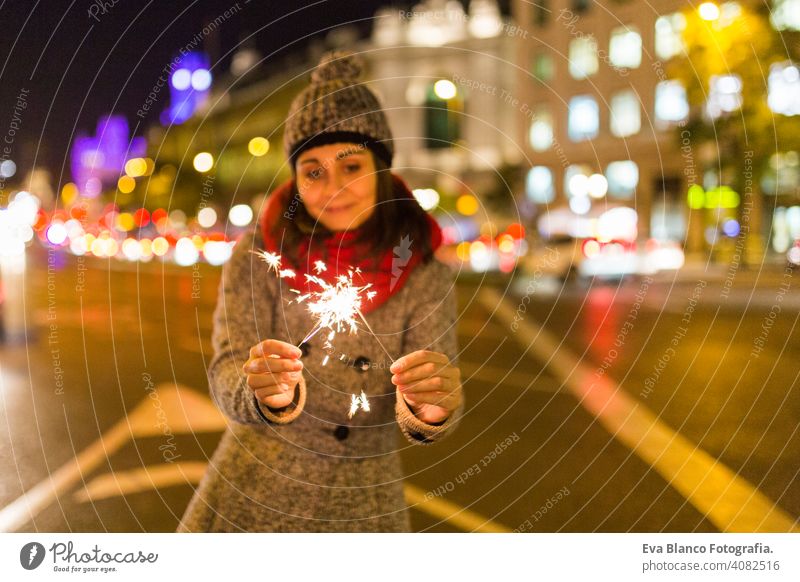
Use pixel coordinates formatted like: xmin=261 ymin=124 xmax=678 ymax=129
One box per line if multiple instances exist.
xmin=283 ymin=50 xmax=394 ymax=170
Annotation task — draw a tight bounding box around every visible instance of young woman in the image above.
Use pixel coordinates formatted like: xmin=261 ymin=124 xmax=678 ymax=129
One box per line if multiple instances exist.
xmin=177 ymin=50 xmax=464 ymax=532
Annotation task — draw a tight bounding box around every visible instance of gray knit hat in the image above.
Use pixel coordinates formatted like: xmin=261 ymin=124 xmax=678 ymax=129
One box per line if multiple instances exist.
xmin=283 ymin=50 xmax=394 ymax=170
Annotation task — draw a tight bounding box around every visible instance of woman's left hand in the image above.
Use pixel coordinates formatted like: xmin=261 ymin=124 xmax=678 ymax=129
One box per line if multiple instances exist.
xmin=390 ymin=350 xmax=463 ymax=425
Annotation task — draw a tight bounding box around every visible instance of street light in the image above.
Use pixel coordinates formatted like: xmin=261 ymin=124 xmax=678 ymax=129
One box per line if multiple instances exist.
xmin=698 ymin=2 xmax=720 ymax=21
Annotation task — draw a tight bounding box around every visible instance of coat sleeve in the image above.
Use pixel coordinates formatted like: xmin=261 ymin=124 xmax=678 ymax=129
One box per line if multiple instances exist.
xmin=207 ymin=231 xmax=306 ymax=425
xmin=395 ymin=259 xmax=464 ymax=445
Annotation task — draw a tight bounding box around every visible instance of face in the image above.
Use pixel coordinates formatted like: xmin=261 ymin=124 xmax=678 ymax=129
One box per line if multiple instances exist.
xmin=295 ymin=142 xmax=377 ymax=232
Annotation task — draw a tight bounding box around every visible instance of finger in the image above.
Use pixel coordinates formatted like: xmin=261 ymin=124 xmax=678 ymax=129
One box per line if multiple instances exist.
xmin=392 ymin=361 xmax=457 ymax=385
xmin=402 ymin=390 xmax=456 ymax=409
xmin=390 ymin=350 xmax=449 ymax=374
xmin=244 ymin=357 xmax=303 ymax=375
xmin=254 ymin=384 xmax=292 ymax=401
xmin=246 ymin=373 xmax=282 ymax=391
xmin=397 ymin=376 xmax=449 ymax=394
xmin=250 ymin=339 xmax=302 ymax=360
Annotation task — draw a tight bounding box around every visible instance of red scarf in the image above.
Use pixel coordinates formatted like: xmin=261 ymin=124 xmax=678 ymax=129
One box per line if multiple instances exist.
xmin=258 ymin=174 xmax=442 ymax=314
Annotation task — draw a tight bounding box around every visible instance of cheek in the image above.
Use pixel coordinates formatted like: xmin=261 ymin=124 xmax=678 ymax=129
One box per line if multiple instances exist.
xmin=351 ymin=175 xmax=377 ymax=205
xmin=297 ymin=190 xmax=322 ymax=216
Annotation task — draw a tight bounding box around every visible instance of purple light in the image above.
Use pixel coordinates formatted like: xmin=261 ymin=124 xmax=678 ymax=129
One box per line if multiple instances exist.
xmin=163 ymin=52 xmax=211 ymax=126
xmin=70 ymin=115 xmax=146 ymax=197
xmin=722 ymin=219 xmax=740 ymax=237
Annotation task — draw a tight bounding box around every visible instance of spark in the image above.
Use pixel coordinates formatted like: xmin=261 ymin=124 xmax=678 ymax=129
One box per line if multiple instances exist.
xmin=359 ymin=390 xmax=370 ymax=412
xmin=347 ymin=390 xmax=371 ymax=418
xmin=348 ymin=394 xmax=360 ymax=418
xmin=279 ymin=269 xmax=296 ymax=279
xmin=251 ymin=250 xmax=282 ymax=275
xmin=313 ymin=260 xmax=327 ymax=273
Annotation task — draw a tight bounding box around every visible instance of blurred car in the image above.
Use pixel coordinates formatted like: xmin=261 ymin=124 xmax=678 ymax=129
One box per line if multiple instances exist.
xmin=521 ymin=234 xmax=584 ymax=281
xmin=788 ymin=240 xmax=800 ymax=266
xmin=578 ymin=238 xmax=639 ymax=279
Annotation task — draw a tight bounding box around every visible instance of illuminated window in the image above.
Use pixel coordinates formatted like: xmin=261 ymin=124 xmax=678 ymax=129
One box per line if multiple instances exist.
xmin=532 ymin=52 xmax=554 ymax=82
xmin=529 ymin=105 xmax=554 ymax=151
xmin=565 ymin=164 xmax=592 ymax=197
xmin=609 ymin=26 xmax=642 ymax=69
xmin=568 ymin=95 xmax=599 ymax=141
xmin=771 ymin=0 xmax=800 ymax=30
xmin=763 ymin=152 xmax=800 ymax=195
xmin=606 ymin=161 xmax=639 ymax=199
xmin=655 ymin=13 xmax=686 ymax=60
xmin=424 ymin=82 xmax=461 ymax=148
xmin=768 ymin=62 xmax=800 ymax=116
xmin=526 ymin=166 xmax=555 ymax=203
xmin=655 ymin=80 xmax=689 ymax=125
xmin=569 ymin=37 xmax=598 ymax=79
xmin=610 ymin=90 xmax=641 ymax=137
xmin=706 ymin=74 xmax=742 ymax=118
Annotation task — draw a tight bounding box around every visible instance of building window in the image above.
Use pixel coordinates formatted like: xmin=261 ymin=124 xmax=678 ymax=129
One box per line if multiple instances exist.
xmin=606 ymin=161 xmax=639 ymax=199
xmin=572 ymin=0 xmax=590 ymax=13
xmin=610 ymin=89 xmax=641 ymax=137
xmin=529 ymin=105 xmax=554 ymax=151
xmin=768 ymin=62 xmax=800 ymax=116
xmin=706 ymin=74 xmax=742 ymax=119
xmin=655 ymin=13 xmax=686 ymax=60
xmin=534 ymin=1 xmax=550 ymax=27
xmin=424 ymin=81 xmax=461 ymax=148
xmin=568 ymin=95 xmax=599 ymax=141
xmin=771 ymin=0 xmax=800 ymax=31
xmin=655 ymin=80 xmax=689 ymax=126
xmin=532 ymin=51 xmax=555 ymax=82
xmin=609 ymin=26 xmax=642 ymax=69
xmin=526 ymin=166 xmax=555 ymax=203
xmin=763 ymin=152 xmax=800 ymax=195
xmin=569 ymin=36 xmax=599 ymax=79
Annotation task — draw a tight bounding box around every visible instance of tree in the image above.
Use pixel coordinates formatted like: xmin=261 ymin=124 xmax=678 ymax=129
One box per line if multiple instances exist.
xmin=669 ymin=1 xmax=800 ymax=262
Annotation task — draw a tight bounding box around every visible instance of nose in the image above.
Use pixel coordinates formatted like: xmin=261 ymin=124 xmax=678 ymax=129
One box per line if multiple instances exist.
xmin=320 ymin=166 xmax=346 ymax=201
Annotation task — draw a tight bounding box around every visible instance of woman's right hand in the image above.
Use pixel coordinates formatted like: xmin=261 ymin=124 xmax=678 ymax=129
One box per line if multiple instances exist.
xmin=243 ymin=339 xmax=304 ymax=410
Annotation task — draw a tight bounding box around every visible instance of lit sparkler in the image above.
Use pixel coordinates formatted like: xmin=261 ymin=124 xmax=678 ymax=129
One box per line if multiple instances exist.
xmin=253 ymin=250 xmax=396 ymax=417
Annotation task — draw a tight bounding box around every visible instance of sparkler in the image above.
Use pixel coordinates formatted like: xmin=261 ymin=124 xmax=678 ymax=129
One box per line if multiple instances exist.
xmin=252 ymin=249 xmax=394 ymax=417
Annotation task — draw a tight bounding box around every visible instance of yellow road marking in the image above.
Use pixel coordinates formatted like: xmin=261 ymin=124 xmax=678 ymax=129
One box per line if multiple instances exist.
xmin=479 ymin=287 xmax=798 ymax=533
xmin=74 ymin=462 xmax=209 ymax=503
xmin=404 ymin=484 xmax=511 ymax=533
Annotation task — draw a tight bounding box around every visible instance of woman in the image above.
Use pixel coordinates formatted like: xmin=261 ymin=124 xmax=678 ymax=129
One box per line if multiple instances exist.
xmin=177 ymin=50 xmax=464 ymax=532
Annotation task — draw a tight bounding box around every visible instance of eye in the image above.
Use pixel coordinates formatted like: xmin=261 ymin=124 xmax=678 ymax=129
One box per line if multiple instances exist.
xmin=304 ymin=168 xmax=323 ymax=181
xmin=344 ymin=163 xmax=361 ymax=173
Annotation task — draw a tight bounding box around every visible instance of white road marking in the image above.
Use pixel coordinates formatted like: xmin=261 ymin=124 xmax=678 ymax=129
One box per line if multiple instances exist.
xmin=479 ymin=287 xmax=799 ymax=533
xmin=0 ymin=384 xmax=225 ymax=532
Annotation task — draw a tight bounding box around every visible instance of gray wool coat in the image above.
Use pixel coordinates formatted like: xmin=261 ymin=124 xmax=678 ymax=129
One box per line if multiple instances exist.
xmin=176 ymin=226 xmax=463 ymax=532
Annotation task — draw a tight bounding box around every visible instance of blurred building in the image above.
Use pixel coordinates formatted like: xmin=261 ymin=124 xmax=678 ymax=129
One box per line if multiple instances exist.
xmin=512 ymin=0 xmax=800 ymax=259
xmin=513 ymin=0 xmax=694 ymax=250
xmin=363 ymin=0 xmax=520 ymax=213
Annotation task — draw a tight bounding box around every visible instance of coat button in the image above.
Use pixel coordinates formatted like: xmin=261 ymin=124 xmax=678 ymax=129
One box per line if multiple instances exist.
xmin=299 ymin=342 xmax=311 ymax=357
xmin=353 ymin=356 xmax=370 ymax=372
xmin=333 ymin=425 xmax=350 ymax=440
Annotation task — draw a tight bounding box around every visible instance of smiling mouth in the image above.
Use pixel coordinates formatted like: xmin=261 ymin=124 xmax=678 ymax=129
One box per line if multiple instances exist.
xmin=324 ymin=203 xmax=354 ymax=214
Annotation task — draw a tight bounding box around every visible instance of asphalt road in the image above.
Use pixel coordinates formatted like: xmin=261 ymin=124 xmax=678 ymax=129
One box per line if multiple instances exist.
xmin=0 ymin=247 xmax=797 ymax=533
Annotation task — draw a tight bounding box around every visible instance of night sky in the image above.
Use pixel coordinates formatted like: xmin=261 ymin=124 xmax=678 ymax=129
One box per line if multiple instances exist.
xmin=0 ymin=0 xmax=450 ymax=185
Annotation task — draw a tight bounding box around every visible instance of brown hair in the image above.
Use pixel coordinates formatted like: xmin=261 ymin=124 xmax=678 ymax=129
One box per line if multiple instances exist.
xmin=272 ymin=153 xmax=435 ymax=267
